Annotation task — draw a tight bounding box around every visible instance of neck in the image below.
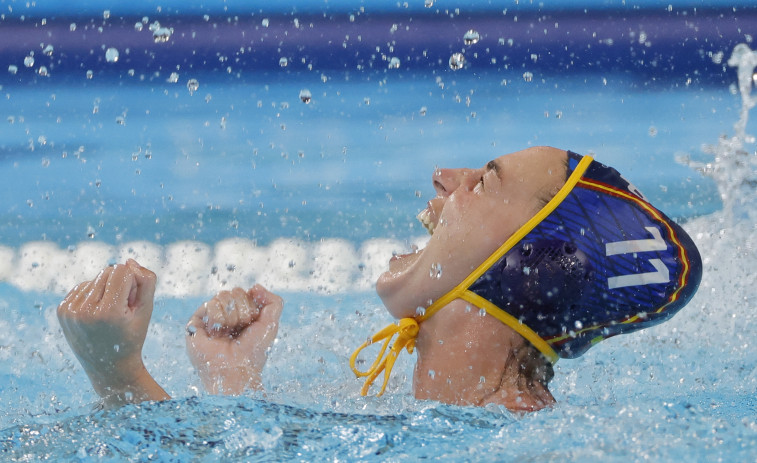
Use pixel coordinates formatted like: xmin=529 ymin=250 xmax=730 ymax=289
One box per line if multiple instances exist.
xmin=480 ymin=341 xmax=556 ymax=412
xmin=412 ymin=299 xmax=555 ymax=412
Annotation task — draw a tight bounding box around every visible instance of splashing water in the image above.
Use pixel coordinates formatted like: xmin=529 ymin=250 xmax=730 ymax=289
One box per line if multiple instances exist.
xmin=299 ymin=89 xmax=312 ymax=104
xmin=678 ymin=43 xmax=757 ymax=224
xmin=104 ymin=47 xmax=119 ymax=63
xmin=152 ymin=27 xmax=173 ymax=44
xmin=2 ymin=14 xmax=757 ymax=458
xmin=449 ymin=53 xmax=465 ymax=70
xmin=187 ymin=78 xmax=200 ymax=95
xmin=463 ymin=30 xmax=481 ymax=46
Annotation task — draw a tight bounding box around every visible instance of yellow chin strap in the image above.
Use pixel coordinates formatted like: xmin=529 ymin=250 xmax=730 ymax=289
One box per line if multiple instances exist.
xmin=349 ymin=155 xmax=594 ymax=397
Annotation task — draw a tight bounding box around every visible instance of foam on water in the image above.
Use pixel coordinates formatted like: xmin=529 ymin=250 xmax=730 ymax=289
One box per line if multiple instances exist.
xmin=0 ymin=236 xmax=429 ymax=296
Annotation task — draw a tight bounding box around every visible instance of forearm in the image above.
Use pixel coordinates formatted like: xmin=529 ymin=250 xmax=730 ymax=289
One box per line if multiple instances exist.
xmin=87 ymin=363 xmax=170 ymax=408
xmin=197 ymin=365 xmax=262 ymax=395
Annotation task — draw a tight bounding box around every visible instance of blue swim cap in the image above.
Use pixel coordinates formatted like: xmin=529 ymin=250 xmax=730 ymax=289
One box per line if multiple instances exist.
xmin=351 ymin=151 xmax=702 ymax=396
xmin=461 ymin=151 xmax=703 ymax=360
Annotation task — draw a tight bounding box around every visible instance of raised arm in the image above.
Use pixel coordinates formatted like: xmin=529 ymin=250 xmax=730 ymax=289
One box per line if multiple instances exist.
xmin=57 ymin=259 xmax=170 ymax=408
xmin=185 ymin=285 xmax=283 ymax=395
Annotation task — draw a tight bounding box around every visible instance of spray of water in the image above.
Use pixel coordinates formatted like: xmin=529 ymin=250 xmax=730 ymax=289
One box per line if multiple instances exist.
xmin=678 ymin=43 xmax=757 ymax=224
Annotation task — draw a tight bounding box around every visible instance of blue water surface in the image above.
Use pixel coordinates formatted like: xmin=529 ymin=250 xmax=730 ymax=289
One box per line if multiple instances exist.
xmin=2 ymin=2 xmax=757 ymax=462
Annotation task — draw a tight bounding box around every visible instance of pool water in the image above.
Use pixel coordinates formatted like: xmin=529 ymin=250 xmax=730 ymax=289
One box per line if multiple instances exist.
xmin=2 ymin=3 xmax=757 ymax=461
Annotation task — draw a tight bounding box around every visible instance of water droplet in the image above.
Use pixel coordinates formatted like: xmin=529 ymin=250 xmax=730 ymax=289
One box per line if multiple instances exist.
xmin=429 ymin=262 xmax=443 ymax=279
xmin=428 ymin=369 xmax=436 ymax=379
xmin=148 ymin=21 xmax=161 ymax=32
xmin=134 ymin=22 xmax=143 ymax=32
xmin=186 ymin=325 xmax=197 ymax=336
xmin=43 ymin=44 xmax=54 ymax=56
xmin=262 ymin=18 xmax=270 ymax=28
xmin=8 ymin=65 xmax=18 ymax=75
xmin=419 ymin=106 xmax=427 ymax=116
xmin=37 ymin=66 xmax=48 ymax=77
xmin=574 ymin=320 xmax=583 ymax=330
xmin=167 ymin=72 xmax=179 ymax=83
xmin=153 ymin=27 xmax=172 ymax=43
xmin=479 ymin=308 xmax=487 ymax=317
xmin=415 ymin=307 xmax=426 ymax=317
xmin=479 ymin=376 xmax=486 ymax=384
xmin=86 ymin=70 xmax=93 ymax=79
xmin=363 ymin=97 xmax=370 ymax=105
xmin=70 ymin=23 xmax=77 ymax=31
xmin=203 ymin=14 xmax=210 ymax=22
xmin=205 ymin=94 xmax=212 ymax=103
xmin=24 ymin=55 xmax=35 ymax=68
xmin=87 ymin=226 xmax=96 ymax=239
xmin=103 ymin=10 xmax=111 ymax=20
xmin=463 ymin=29 xmax=480 ymax=45
xmin=115 ymin=115 xmax=125 ymax=125
xmin=299 ymin=88 xmax=312 ymax=104
xmin=449 ymin=53 xmax=465 ymax=70
xmin=279 ymin=57 xmax=288 ymax=67
xmin=522 ymin=71 xmax=533 ymax=82
xmin=105 ymin=47 xmax=119 ymax=63
xmin=648 ymin=126 xmax=658 ymax=137
xmin=425 ymin=0 xmax=434 ymax=7
xmin=113 ymin=344 xmax=119 ymax=352
xmin=187 ymin=78 xmax=199 ymax=95
xmin=388 ymin=56 xmax=401 ymax=69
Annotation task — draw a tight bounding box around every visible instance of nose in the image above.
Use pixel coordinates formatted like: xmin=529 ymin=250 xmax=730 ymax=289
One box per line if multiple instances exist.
xmin=432 ymin=167 xmax=476 ymax=197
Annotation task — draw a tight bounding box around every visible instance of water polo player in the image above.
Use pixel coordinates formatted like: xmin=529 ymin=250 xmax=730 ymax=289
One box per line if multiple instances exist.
xmin=351 ymin=146 xmax=702 ymax=412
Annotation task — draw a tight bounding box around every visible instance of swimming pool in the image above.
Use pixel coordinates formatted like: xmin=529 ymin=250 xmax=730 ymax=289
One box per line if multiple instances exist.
xmin=2 ymin=1 xmax=757 ymax=460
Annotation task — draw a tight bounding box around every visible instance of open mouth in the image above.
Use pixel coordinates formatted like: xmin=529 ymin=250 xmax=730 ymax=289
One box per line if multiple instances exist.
xmin=416 ymin=196 xmax=446 ymax=237
xmin=417 ymin=207 xmax=436 ymax=235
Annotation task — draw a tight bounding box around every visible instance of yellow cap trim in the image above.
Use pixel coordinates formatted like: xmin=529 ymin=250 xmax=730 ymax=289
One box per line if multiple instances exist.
xmin=350 ymin=154 xmax=594 ymax=396
xmin=419 ymin=154 xmax=594 ymax=325
xmin=460 ymin=290 xmax=559 ymax=363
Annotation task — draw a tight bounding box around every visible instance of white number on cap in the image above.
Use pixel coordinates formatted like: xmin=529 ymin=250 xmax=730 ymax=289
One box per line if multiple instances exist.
xmin=606 ymin=226 xmax=670 ymax=289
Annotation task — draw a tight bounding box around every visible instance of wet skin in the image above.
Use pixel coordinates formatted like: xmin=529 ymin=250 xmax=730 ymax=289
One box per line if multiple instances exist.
xmin=375 ymin=146 xmax=567 ymax=408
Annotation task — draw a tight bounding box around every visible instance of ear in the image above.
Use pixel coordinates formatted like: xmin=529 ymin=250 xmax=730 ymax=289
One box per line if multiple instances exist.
xmin=500 ymin=240 xmax=592 ymax=308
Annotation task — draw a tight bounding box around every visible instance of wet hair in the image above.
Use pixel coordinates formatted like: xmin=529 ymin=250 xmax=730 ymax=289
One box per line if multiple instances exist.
xmin=512 ymin=337 xmax=555 ymax=387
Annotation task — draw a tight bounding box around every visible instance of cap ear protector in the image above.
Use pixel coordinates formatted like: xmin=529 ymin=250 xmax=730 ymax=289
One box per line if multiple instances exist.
xmin=498 ymin=240 xmax=592 ymax=311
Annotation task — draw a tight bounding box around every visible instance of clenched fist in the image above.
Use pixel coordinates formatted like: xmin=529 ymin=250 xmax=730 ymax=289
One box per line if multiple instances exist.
xmin=186 ymin=285 xmax=283 ymax=395
xmin=57 ymin=259 xmax=169 ymax=407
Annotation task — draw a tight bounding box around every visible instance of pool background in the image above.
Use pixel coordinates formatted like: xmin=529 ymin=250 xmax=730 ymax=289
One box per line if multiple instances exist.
xmin=2 ymin=0 xmax=757 ymax=461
